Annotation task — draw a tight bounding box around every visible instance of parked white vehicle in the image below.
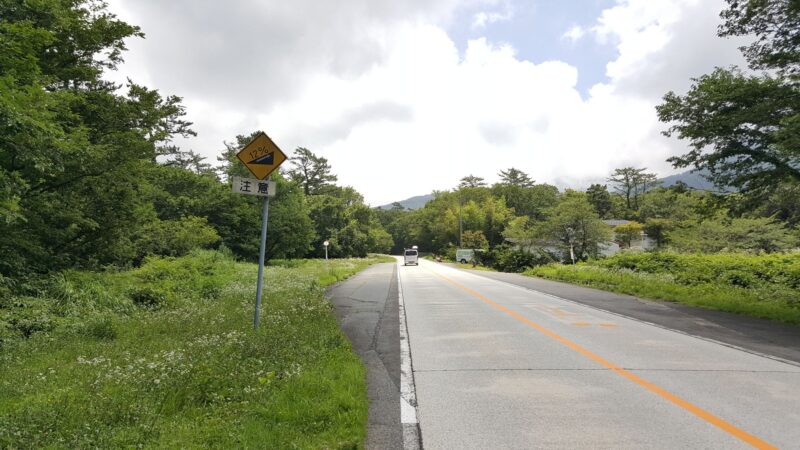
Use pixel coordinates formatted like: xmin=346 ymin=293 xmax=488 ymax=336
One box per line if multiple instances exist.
xmin=456 ymin=248 xmax=474 ymax=264
xmin=404 ymin=248 xmax=419 ymax=266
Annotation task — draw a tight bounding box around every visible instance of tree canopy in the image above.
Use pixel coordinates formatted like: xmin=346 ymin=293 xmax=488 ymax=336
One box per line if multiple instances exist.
xmin=287 ymin=147 xmax=338 ymax=195
xmin=0 ymin=0 xmax=195 ymax=275
xmin=658 ymin=69 xmax=800 ymax=192
xmin=607 ymin=167 xmax=659 ymax=210
xmin=3 ymin=0 xmax=799 ymax=283
xmin=586 ymin=184 xmax=614 ymax=219
xmin=458 ymin=175 xmax=487 ymax=188
xmin=498 ymin=168 xmax=535 ymax=187
xmin=0 ymin=1 xmax=394 ymax=280
xmin=658 ymin=0 xmax=800 ymax=197
xmin=719 ymin=0 xmax=800 ymax=76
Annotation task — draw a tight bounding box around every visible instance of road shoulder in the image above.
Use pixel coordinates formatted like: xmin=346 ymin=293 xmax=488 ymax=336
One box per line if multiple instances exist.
xmin=447 ymin=264 xmax=800 ymax=365
xmin=327 ymin=262 xmax=402 ymax=450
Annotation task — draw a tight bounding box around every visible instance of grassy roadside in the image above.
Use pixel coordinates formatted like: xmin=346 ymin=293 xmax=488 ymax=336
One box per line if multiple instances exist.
xmin=526 ymin=252 xmax=800 ymax=325
xmin=457 ymin=264 xmax=497 ymax=273
xmin=0 ymin=251 xmax=393 ymax=448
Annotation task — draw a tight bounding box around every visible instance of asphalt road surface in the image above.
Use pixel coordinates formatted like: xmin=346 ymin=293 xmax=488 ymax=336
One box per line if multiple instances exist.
xmin=398 ymin=259 xmax=800 ymax=449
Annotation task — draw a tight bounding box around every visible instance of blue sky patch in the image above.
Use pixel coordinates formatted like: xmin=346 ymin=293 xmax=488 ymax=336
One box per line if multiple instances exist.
xmin=446 ymin=0 xmax=618 ymax=95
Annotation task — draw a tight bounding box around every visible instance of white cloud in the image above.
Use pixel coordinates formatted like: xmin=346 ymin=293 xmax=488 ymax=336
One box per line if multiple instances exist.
xmin=471 ymin=7 xmax=514 ymax=29
xmin=257 ymin=31 xmax=648 ymax=204
xmin=562 ymin=25 xmax=585 ymax=42
xmin=106 ymin=0 xmax=748 ymax=206
xmin=591 ymin=0 xmax=748 ymax=97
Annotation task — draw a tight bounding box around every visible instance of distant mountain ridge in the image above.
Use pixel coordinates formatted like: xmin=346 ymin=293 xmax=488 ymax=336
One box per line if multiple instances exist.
xmin=378 ymin=170 xmax=722 ymax=210
xmin=378 ymin=194 xmax=434 ymax=210
xmin=658 ymin=169 xmax=719 ymax=191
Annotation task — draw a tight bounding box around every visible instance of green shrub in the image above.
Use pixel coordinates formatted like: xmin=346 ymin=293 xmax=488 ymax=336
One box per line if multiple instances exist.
xmin=0 ymin=319 xmax=21 ymax=345
xmin=128 ymin=286 xmax=168 ymax=308
xmin=485 ymin=246 xmax=554 ymax=273
xmin=84 ymin=318 xmax=117 ymax=340
xmin=199 ymin=280 xmax=223 ymax=299
xmin=443 ymin=244 xmax=458 ymax=262
xmin=1 ymin=301 xmax=57 ymax=338
xmin=0 ymin=275 xmax=14 ymax=300
xmin=269 ymin=259 xmax=305 ymax=269
xmin=528 ymin=251 xmax=800 ymax=323
xmin=135 ymin=216 xmax=220 ymax=262
xmin=132 ymin=251 xmax=236 ymax=304
xmin=597 ymin=251 xmax=800 ymax=290
xmin=0 ymin=251 xmax=236 ymax=347
xmin=667 ymin=217 xmax=799 ymax=253
xmin=784 ymin=262 xmax=800 ymax=289
xmin=720 ymin=269 xmax=757 ymax=288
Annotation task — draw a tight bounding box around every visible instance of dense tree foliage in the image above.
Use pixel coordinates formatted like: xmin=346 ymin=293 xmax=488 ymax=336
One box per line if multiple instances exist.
xmin=458 ymin=175 xmax=487 ymax=188
xmin=461 ymin=230 xmax=489 ymax=250
xmin=3 ymin=0 xmax=799 ymax=287
xmin=669 ymin=216 xmax=798 ymax=253
xmin=308 ymin=185 xmax=392 ymax=257
xmin=607 ymin=167 xmax=659 ymax=210
xmin=658 ymin=0 xmax=800 ymax=198
xmin=0 ymin=1 xmax=392 ymax=283
xmin=719 ymin=0 xmax=800 ymax=76
xmin=0 ymin=0 xmax=193 ymax=276
xmin=287 ymin=147 xmax=338 ymax=195
xmin=491 ymin=180 xmax=559 ymax=220
xmin=586 ymin=184 xmax=614 ymax=218
xmin=614 ymin=221 xmax=644 ymax=248
xmin=498 ymin=168 xmax=535 ymax=187
xmin=537 ymin=191 xmax=612 ymax=261
xmin=378 ymin=157 xmax=799 ymax=270
xmin=658 ymin=69 xmax=799 ymax=193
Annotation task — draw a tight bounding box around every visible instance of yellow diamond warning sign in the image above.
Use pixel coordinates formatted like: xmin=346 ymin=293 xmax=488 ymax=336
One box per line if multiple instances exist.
xmin=236 ymin=132 xmax=287 ymax=180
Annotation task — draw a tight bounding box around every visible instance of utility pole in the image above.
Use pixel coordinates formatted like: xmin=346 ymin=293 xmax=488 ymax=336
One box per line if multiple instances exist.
xmin=459 ymin=190 xmax=463 ymax=248
xmin=566 ymin=226 xmax=576 ymax=264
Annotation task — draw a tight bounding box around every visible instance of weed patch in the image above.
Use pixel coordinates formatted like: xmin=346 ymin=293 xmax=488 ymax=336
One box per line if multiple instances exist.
xmin=526 ymin=252 xmax=800 ymax=324
xmin=0 ymin=251 xmax=389 ymax=448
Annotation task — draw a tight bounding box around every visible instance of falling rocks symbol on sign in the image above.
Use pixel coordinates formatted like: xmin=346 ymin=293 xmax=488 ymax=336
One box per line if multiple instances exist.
xmin=249 ymin=152 xmax=275 ymax=165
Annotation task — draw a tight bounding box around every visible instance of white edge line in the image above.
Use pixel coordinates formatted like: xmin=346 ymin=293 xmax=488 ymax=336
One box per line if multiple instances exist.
xmin=433 ymin=262 xmax=800 ymax=369
xmin=398 ymin=259 xmax=419 ymax=426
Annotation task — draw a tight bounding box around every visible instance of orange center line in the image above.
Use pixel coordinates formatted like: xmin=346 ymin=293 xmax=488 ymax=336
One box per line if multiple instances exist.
xmin=422 ymin=265 xmax=777 ymax=450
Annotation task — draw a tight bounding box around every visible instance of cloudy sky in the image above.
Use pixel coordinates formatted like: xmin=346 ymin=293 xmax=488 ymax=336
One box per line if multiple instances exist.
xmin=105 ymin=0 xmax=748 ymax=206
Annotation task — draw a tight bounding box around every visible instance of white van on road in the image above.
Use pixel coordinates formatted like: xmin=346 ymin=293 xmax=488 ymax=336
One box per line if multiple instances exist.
xmin=404 ymin=248 xmax=419 ymax=266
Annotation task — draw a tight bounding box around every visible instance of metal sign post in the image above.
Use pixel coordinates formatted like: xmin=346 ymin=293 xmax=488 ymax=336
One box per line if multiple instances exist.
xmin=254 ymin=187 xmax=270 ymax=329
xmin=232 ymin=176 xmax=277 ymax=329
xmin=233 ymin=132 xmax=287 ymax=330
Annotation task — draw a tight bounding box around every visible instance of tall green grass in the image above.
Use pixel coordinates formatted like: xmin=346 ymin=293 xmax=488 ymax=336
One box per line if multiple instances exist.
xmin=0 ymin=251 xmax=392 ymax=448
xmin=526 ymin=252 xmax=800 ymax=324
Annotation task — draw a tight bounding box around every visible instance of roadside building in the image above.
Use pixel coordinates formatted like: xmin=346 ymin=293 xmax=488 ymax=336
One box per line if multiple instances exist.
xmin=600 ymin=219 xmax=656 ymax=256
